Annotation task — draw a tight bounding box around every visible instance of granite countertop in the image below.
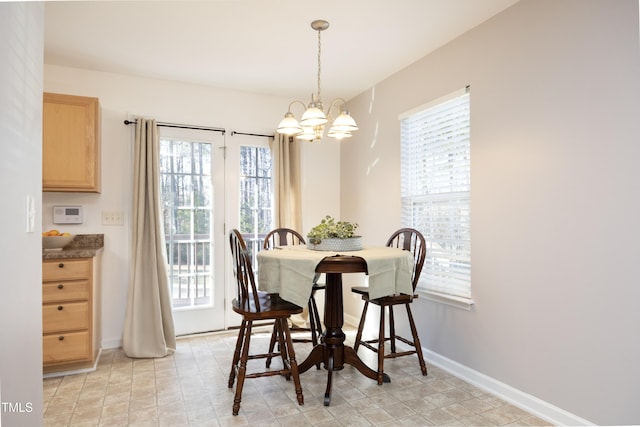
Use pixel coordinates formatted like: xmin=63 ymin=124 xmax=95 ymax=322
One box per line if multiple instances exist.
xmin=42 ymin=234 xmax=104 ymax=260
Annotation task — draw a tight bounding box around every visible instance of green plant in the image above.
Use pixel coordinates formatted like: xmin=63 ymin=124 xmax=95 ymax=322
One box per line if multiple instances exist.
xmin=307 ymin=215 xmax=359 ymax=244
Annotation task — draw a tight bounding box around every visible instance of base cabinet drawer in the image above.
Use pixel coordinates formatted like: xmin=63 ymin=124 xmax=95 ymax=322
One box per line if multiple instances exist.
xmin=43 ymin=259 xmax=91 ymax=281
xmin=42 ymin=301 xmax=89 ymax=333
xmin=43 ymin=280 xmax=89 ymax=303
xmin=43 ymin=331 xmax=90 ymax=364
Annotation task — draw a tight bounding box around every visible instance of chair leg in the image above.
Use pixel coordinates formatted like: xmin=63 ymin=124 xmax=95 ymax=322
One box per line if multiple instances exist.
xmin=309 ymin=293 xmax=323 ymax=346
xmin=228 ymin=320 xmax=246 ymax=388
xmin=232 ymin=320 xmax=253 ymax=415
xmin=308 ymin=299 xmax=318 ymax=346
xmin=405 ymin=303 xmax=428 ymax=376
xmin=388 ymin=305 xmax=396 ymax=354
xmin=265 ymin=322 xmax=278 ymax=368
xmin=280 ymin=318 xmax=304 ymax=406
xmin=313 ymin=291 xmax=323 ymax=339
xmin=308 ymin=292 xmax=323 ymax=369
xmin=354 ymin=300 xmax=369 ymax=352
xmin=275 ymin=318 xmax=291 ymax=380
xmin=377 ymin=305 xmax=386 ymax=385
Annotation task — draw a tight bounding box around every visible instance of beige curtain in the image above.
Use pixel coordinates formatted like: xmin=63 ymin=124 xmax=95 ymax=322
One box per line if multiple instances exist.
xmin=270 ymin=134 xmax=302 ymax=230
xmin=123 ymin=118 xmax=176 ymax=358
xmin=270 ymin=134 xmax=308 ymax=326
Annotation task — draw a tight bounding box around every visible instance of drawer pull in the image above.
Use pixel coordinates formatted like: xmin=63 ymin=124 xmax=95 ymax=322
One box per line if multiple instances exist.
xmin=58 ymin=284 xmax=64 ymax=289
xmin=58 ymin=263 xmax=64 ymax=268
xmin=57 ymin=305 xmax=63 ymax=311
xmin=58 ymin=336 xmax=64 ymax=341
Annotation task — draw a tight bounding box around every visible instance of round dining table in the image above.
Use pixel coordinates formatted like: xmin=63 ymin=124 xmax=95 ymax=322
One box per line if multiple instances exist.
xmin=257 ymin=245 xmax=414 ymax=406
xmin=298 ymin=254 xmax=390 ymax=405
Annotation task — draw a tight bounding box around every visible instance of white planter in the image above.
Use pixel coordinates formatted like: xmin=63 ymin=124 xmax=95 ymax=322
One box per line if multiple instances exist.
xmin=306 ymin=236 xmax=363 ymax=252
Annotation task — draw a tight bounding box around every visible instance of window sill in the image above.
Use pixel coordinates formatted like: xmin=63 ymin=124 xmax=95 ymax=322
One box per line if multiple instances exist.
xmin=418 ymin=290 xmax=474 ymax=310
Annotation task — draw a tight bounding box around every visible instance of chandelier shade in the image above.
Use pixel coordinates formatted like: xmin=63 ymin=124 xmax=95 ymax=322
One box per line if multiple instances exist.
xmin=330 ymin=110 xmax=359 ymax=132
xmin=327 ymin=128 xmax=353 ymax=140
xmin=276 ymin=20 xmax=358 ymax=142
xmin=277 ymin=112 xmax=303 ymax=135
xmin=299 ymin=106 xmax=328 ymax=127
xmin=296 ymin=127 xmax=321 ymax=141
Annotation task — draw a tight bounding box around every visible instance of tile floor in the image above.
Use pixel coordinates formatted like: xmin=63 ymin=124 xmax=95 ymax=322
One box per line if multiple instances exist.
xmin=43 ymin=326 xmax=552 ymax=426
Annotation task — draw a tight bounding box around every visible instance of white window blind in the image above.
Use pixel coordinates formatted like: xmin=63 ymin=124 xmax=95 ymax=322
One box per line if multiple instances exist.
xmin=400 ymin=87 xmax=471 ymax=300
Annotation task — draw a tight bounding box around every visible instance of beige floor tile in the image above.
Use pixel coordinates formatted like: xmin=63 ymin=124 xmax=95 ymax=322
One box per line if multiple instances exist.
xmin=336 ymin=412 xmax=374 ymax=426
xmin=398 ymin=414 xmax=435 ymax=425
xmin=516 ymin=415 xmax=555 ymax=426
xmin=44 ymin=412 xmax=73 ymax=427
xmin=43 ymin=326 xmax=542 ymax=426
xmin=98 ymin=412 xmax=129 ymax=427
xmin=378 ymin=402 xmax=413 ymax=419
xmin=100 ymin=400 xmax=130 ymax=419
xmin=360 ymin=406 xmax=395 ymax=424
xmin=301 ymin=406 xmax=335 ymax=424
xmin=69 ymin=405 xmax=102 ymax=424
xmin=480 ymin=404 xmax=523 ymax=425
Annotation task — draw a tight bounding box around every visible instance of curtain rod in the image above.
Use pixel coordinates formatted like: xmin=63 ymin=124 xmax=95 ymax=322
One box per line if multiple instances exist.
xmin=231 ymin=131 xmax=274 ymax=139
xmin=123 ymin=119 xmax=226 ymax=134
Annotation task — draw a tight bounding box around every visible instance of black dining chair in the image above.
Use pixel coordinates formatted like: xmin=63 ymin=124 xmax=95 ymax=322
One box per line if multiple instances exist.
xmin=351 ymin=228 xmax=428 ymax=384
xmin=263 ymin=228 xmax=324 ymax=369
xmin=228 ymin=229 xmax=304 ymax=415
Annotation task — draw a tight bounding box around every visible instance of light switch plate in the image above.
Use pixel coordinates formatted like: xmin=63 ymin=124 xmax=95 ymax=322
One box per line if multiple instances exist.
xmin=102 ymin=211 xmax=124 ymax=226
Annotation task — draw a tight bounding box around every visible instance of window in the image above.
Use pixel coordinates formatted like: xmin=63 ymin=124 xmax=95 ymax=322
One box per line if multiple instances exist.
xmin=159 ymin=138 xmax=214 ymax=309
xmin=239 ymin=145 xmax=273 ymax=265
xmin=400 ymin=87 xmax=472 ymax=306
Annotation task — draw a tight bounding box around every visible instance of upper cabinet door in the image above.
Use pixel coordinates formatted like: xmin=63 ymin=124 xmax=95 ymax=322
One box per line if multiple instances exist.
xmin=43 ymin=92 xmax=101 ymax=193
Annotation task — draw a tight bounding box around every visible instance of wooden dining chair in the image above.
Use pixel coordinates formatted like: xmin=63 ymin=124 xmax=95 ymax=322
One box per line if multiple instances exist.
xmin=227 ymin=229 xmax=304 ymax=415
xmin=351 ymin=228 xmax=428 ymax=384
xmin=263 ymin=228 xmax=324 ymax=369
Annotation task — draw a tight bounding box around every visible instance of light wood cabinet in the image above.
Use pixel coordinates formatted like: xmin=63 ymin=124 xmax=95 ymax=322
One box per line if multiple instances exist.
xmin=42 ymin=258 xmax=100 ymax=374
xmin=43 ymin=92 xmax=101 ymax=192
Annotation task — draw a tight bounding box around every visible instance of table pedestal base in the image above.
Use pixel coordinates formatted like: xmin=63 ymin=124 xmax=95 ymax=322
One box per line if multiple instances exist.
xmin=298 ymin=342 xmax=391 ymax=405
xmin=297 ymin=260 xmax=391 ymax=406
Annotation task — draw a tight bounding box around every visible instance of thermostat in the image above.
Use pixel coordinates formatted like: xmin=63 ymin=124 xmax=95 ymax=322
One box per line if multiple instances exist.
xmin=53 ymin=205 xmax=83 ymax=224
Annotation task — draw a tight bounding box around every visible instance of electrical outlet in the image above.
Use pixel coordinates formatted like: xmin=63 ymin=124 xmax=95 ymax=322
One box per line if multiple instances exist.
xmin=102 ymin=211 xmax=124 ymax=226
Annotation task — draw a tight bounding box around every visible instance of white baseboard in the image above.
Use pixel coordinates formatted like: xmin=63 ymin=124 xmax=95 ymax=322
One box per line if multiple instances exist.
xmin=43 ymin=349 xmax=102 ymax=379
xmin=342 ymin=313 xmax=593 ymax=426
xmin=424 ymin=348 xmax=595 ymax=426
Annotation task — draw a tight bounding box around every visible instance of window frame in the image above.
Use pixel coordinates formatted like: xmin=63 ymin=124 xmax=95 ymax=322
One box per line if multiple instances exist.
xmin=399 ymin=87 xmax=474 ymax=310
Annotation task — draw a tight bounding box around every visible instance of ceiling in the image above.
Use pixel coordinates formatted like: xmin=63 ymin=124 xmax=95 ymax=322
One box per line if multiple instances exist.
xmin=44 ymin=0 xmax=519 ymax=102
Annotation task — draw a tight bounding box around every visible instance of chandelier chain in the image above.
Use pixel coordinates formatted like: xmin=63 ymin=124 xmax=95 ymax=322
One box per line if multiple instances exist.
xmin=317 ymin=28 xmax=322 ymax=104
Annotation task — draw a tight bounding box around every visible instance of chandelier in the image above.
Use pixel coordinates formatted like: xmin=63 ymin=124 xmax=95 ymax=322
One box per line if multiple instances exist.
xmin=276 ymin=20 xmax=358 ymax=142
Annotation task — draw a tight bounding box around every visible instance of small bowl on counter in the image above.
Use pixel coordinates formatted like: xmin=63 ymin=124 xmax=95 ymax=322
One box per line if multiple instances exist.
xmin=42 ymin=235 xmax=75 ymax=250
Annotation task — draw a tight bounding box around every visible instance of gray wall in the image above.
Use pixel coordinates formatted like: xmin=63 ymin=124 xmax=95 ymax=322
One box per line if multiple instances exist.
xmin=341 ymin=0 xmax=640 ymax=424
xmin=0 ymin=2 xmax=44 ymax=426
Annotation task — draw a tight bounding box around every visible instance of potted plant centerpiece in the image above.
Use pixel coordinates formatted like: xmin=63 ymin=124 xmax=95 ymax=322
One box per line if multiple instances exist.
xmin=307 ymin=215 xmax=362 ymax=251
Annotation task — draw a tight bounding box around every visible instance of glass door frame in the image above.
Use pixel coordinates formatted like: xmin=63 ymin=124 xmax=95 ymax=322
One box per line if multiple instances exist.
xmin=159 ymin=127 xmax=226 ymax=335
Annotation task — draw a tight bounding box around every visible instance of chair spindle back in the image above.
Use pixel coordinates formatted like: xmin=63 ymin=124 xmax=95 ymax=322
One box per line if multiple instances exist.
xmin=229 ymin=229 xmax=261 ymax=312
xmin=386 ymin=228 xmax=426 ymax=292
xmin=263 ymin=227 xmax=306 ymax=249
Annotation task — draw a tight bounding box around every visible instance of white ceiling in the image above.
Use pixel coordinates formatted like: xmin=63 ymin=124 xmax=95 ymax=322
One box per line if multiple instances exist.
xmin=44 ymin=0 xmax=519 ymax=101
